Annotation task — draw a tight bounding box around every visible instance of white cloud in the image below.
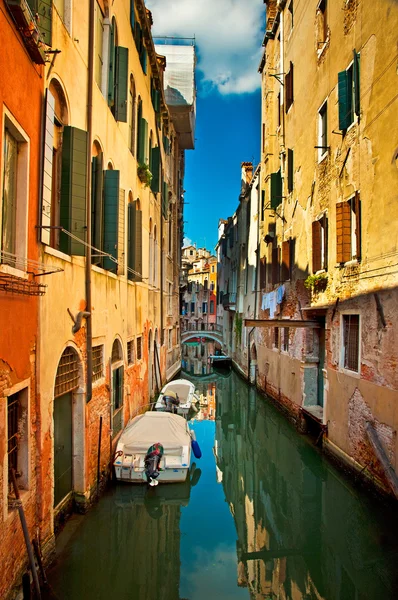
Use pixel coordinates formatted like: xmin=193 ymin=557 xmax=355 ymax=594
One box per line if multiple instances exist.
xmin=146 ymin=0 xmax=264 ymax=95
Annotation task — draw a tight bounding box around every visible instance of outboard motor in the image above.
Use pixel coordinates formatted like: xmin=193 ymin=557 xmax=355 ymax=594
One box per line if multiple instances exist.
xmin=144 ymin=442 xmax=164 ymax=486
xmin=163 ymin=391 xmax=180 ymax=413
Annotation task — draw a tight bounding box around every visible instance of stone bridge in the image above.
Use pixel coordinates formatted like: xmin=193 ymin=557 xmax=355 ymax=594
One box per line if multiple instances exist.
xmin=181 ymin=324 xmax=223 ymax=345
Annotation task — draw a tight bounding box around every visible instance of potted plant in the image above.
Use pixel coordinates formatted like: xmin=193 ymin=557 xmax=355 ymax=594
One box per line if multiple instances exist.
xmin=137 ymin=163 xmax=152 ymax=188
xmin=304 ymin=272 xmax=328 ymax=294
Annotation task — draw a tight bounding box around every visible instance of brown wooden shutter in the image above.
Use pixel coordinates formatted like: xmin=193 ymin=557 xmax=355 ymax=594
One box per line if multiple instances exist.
xmin=354 ymin=191 xmax=361 ymax=260
xmin=272 ymin=247 xmax=280 ymax=284
xmin=323 ymin=215 xmax=328 ymax=270
xmin=282 ymin=240 xmax=290 ymax=281
xmin=312 ymin=220 xmax=322 ymax=272
xmin=260 ymin=257 xmax=266 ymax=290
xmin=336 ymin=201 xmax=351 ymax=263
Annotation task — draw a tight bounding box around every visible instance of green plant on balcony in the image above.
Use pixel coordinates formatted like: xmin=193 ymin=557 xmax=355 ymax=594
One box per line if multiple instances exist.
xmin=137 ymin=163 xmax=152 ymax=187
xmin=304 ymin=272 xmax=328 ymax=293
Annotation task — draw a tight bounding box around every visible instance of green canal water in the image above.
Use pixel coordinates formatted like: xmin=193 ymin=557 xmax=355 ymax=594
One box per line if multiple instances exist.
xmin=46 ymin=370 xmax=398 ymax=599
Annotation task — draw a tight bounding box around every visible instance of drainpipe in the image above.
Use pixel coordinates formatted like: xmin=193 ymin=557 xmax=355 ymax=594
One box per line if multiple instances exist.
xmin=85 ymin=0 xmax=95 ymax=402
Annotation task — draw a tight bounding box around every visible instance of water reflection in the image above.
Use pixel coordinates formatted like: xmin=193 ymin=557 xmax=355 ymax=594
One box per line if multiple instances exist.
xmin=215 ymin=373 xmax=398 ymax=600
xmin=46 ymin=468 xmax=201 ymax=600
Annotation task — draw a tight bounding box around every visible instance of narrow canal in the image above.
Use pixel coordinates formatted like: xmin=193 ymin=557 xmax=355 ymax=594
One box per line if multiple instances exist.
xmin=46 ymin=370 xmax=398 ymax=599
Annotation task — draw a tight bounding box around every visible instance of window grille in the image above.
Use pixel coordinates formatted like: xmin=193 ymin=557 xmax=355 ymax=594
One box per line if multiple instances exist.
xmin=127 ymin=340 xmax=134 ymax=364
xmin=54 ymin=347 xmax=80 ymax=397
xmin=274 ymin=327 xmax=279 ymax=349
xmin=343 ymin=314 xmax=360 ymax=371
xmin=92 ymin=345 xmax=104 ymax=381
xmin=283 ymin=328 xmax=289 ymax=352
xmin=136 ymin=336 xmax=142 ymax=360
xmin=7 ymin=393 xmax=20 ymax=477
xmin=111 ymin=339 xmax=122 ymax=363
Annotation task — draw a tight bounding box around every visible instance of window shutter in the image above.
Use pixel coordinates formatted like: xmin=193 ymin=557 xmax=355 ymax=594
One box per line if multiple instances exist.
xmin=353 ymin=50 xmax=360 ymax=117
xmin=354 ymin=191 xmax=361 ymax=260
xmin=103 ymin=170 xmax=120 ymax=271
xmin=130 ymin=0 xmax=135 ymax=33
xmin=137 ymin=117 xmax=148 ymax=164
xmin=134 ymin=21 xmax=142 ymax=53
xmin=270 ymin=170 xmax=282 ymax=209
xmin=140 ymin=47 xmax=147 ymax=75
xmin=272 ymin=246 xmax=280 ymax=285
xmin=36 ymin=0 xmax=52 ymax=46
xmin=128 ymin=203 xmax=142 ymax=281
xmin=108 ymin=21 xmax=116 ymax=108
xmin=336 ymin=201 xmax=351 ymax=263
xmin=163 ymin=135 xmax=170 ymax=154
xmin=150 ymin=146 xmax=160 ymax=193
xmin=91 ymin=154 xmax=104 ymax=264
xmin=151 ymin=86 xmax=160 ymax=113
xmin=41 ymin=89 xmax=55 ymax=245
xmin=338 ymin=70 xmax=350 ymax=131
xmin=260 ymin=257 xmax=266 ymax=290
xmin=285 ymin=62 xmax=293 ymax=112
xmin=59 ymin=126 xmax=88 ymax=256
xmin=312 ymin=220 xmax=322 ymax=273
xmin=323 ymin=215 xmax=328 ymax=270
xmin=281 ymin=240 xmax=290 ymax=282
xmin=118 ymin=188 xmax=125 ymax=275
xmin=162 ymin=181 xmax=169 ymax=218
xmin=287 ymin=148 xmax=294 ymax=193
xmin=115 ymin=47 xmax=128 ymax=122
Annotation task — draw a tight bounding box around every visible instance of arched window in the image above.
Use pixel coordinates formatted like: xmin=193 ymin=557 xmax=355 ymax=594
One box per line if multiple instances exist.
xmin=48 ymin=79 xmax=69 ymax=250
xmin=153 ymin=224 xmax=158 ymax=287
xmin=129 ymin=75 xmax=136 ymax=155
xmin=111 ymin=338 xmax=124 ymax=435
xmin=136 ymin=97 xmax=148 ymax=164
xmin=94 ymin=1 xmax=105 ymax=89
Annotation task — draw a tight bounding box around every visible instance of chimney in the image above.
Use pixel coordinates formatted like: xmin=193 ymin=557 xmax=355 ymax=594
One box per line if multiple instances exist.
xmin=241 ymin=162 xmax=253 ymax=184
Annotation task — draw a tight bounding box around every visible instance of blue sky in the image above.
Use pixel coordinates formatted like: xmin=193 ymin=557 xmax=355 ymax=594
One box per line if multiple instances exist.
xmin=147 ymin=0 xmax=264 ymax=253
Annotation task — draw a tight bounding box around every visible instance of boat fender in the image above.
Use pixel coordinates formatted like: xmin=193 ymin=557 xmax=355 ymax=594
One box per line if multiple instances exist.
xmin=191 ymin=439 xmax=202 ymax=459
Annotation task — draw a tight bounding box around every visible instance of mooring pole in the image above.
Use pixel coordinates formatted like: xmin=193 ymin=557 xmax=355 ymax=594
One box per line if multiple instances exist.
xmin=10 ymin=469 xmax=41 ymax=599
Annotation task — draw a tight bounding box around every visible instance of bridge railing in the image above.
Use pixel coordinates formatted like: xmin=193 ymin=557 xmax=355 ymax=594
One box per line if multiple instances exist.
xmin=181 ymin=323 xmax=223 ymax=335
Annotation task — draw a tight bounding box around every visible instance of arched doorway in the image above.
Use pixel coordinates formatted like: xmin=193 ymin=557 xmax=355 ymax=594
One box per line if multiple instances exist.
xmin=250 ymin=342 xmax=258 ymax=385
xmin=53 ymin=347 xmax=80 ymax=507
xmin=111 ymin=338 xmax=124 ymax=437
xmin=148 ymin=330 xmax=154 ymax=399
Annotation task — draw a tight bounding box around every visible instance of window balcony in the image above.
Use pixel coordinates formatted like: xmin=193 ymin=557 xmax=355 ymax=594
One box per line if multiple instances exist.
xmin=5 ymin=0 xmax=47 ymax=65
xmin=222 ymin=292 xmax=236 ymax=311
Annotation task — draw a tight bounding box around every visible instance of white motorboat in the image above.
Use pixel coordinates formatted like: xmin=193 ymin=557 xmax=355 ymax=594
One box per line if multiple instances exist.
xmin=155 ymin=378 xmax=198 ymax=417
xmin=113 ymin=412 xmax=192 ymax=484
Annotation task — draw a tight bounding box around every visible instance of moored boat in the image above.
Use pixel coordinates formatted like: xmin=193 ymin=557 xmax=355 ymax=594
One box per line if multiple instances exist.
xmin=155 ymin=378 xmax=198 ymax=417
xmin=113 ymin=412 xmax=193 ymax=484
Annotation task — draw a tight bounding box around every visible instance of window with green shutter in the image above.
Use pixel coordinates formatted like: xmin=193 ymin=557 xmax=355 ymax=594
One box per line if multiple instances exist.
xmin=150 ymin=146 xmax=160 ymax=193
xmin=338 ymin=52 xmax=360 ymax=132
xmin=91 ymin=153 xmax=104 ymax=265
xmin=114 ymin=47 xmax=128 ymax=122
xmin=108 ymin=19 xmax=116 ymax=109
xmin=287 ymin=148 xmax=294 ymax=193
xmin=270 ymin=170 xmax=282 ymax=209
xmin=137 ymin=116 xmax=148 ymax=164
xmin=59 ymin=126 xmax=87 ymax=256
xmin=130 ymin=0 xmax=135 ymax=34
xmin=103 ymin=170 xmax=120 ymax=272
xmin=127 ymin=202 xmax=142 ymax=281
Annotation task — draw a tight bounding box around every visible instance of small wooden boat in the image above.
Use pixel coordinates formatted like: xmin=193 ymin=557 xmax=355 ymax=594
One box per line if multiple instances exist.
xmin=154 ymin=378 xmax=198 ymax=417
xmin=114 ymin=412 xmax=193 ymax=484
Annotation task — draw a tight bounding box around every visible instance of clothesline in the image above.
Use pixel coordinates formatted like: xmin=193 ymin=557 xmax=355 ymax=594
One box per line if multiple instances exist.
xmin=261 ymin=285 xmax=285 ymax=318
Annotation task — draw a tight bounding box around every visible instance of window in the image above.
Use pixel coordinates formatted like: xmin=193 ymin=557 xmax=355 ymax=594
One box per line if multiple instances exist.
xmin=211 ymin=265 xmax=215 ymax=273
xmin=341 ymin=314 xmax=360 ymax=372
xmin=282 ymin=327 xmax=289 ymax=352
xmin=271 ymin=169 xmax=282 ymax=209
xmin=273 ymin=327 xmax=279 ymax=349
xmin=338 ymin=51 xmax=360 ymax=131
xmin=210 ymin=300 xmax=214 ymax=314
xmin=127 ymin=199 xmax=143 ymax=281
xmin=136 ymin=336 xmax=142 ymax=360
xmin=112 ymin=366 xmax=124 ymax=436
xmin=312 ymin=214 xmax=328 ymax=272
xmin=168 ymin=282 xmax=173 ymax=315
xmin=133 ymin=19 xmax=147 ymax=74
xmin=281 ymin=240 xmax=291 ymax=282
xmin=129 ymin=75 xmax=136 ymax=155
xmin=136 ymin=98 xmax=148 ymax=165
xmin=1 ymin=114 xmax=29 ymax=268
xmin=316 ymin=0 xmax=328 ymax=50
xmin=92 ymin=345 xmax=104 ymax=381
xmin=272 ymin=246 xmax=280 ymax=285
xmin=336 ymin=193 xmax=361 ymax=263
xmin=287 ymin=148 xmax=294 ymax=193
xmin=287 ymin=1 xmax=293 ymax=34
xmin=168 ymin=329 xmax=172 ymax=348
xmin=94 ymin=2 xmax=104 ymax=89
xmin=318 ymin=100 xmax=328 ymax=161
xmin=191 ymin=302 xmax=195 ymax=313
xmin=107 ymin=19 xmax=128 ymax=122
xmin=285 ymin=62 xmax=294 ymax=112
xmin=202 ymin=302 xmax=208 ymax=314
xmin=260 ymin=257 xmax=267 ymax=291
xmin=127 ymin=340 xmax=134 ymax=364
